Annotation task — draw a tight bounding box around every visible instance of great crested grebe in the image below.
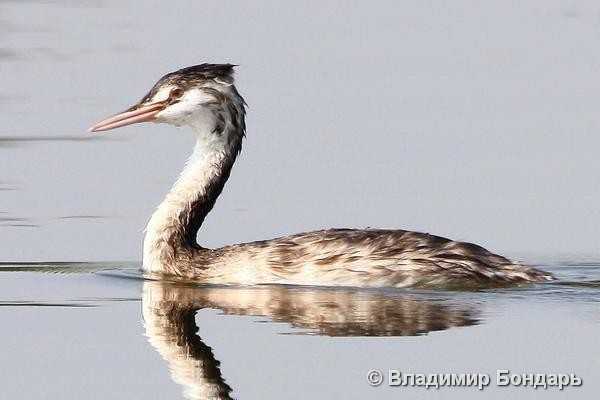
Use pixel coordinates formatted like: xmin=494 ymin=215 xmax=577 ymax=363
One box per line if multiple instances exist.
xmin=90 ymin=63 xmax=553 ymax=288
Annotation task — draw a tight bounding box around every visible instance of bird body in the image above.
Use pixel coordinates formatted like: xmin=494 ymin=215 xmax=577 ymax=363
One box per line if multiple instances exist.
xmin=146 ymin=228 xmax=552 ymax=288
xmin=90 ymin=64 xmax=553 ymax=288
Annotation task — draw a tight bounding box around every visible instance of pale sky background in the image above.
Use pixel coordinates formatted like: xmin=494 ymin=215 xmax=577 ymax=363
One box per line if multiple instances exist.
xmin=1 ymin=0 xmax=599 ymax=262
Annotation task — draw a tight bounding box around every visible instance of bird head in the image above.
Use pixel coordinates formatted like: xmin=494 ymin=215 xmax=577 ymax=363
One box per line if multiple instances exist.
xmin=89 ymin=64 xmax=245 ymax=133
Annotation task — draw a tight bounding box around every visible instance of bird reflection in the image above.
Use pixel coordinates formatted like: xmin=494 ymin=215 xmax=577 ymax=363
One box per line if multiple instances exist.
xmin=142 ymin=281 xmax=479 ymax=399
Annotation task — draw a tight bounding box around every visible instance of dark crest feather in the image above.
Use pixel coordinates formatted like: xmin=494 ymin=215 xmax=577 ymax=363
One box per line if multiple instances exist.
xmin=171 ymin=64 xmax=237 ymax=80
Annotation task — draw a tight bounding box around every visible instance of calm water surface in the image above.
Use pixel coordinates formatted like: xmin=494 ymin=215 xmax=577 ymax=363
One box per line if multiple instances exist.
xmin=0 ymin=263 xmax=598 ymax=399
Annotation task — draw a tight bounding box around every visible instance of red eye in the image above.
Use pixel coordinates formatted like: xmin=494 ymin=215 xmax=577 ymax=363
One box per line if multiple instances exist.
xmin=170 ymin=88 xmax=184 ymax=99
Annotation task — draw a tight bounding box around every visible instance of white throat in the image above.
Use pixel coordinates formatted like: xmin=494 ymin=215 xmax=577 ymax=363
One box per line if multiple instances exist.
xmin=142 ymin=111 xmax=243 ymax=275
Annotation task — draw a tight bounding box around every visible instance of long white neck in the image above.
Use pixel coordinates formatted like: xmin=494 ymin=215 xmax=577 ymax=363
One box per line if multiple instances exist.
xmin=143 ymin=114 xmax=243 ymax=274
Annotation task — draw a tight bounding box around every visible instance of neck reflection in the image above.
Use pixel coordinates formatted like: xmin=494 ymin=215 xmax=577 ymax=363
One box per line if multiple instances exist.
xmin=142 ymin=281 xmax=479 ymax=399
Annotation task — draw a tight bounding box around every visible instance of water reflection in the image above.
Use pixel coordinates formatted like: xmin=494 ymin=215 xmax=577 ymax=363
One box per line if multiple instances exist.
xmin=142 ymin=281 xmax=479 ymax=399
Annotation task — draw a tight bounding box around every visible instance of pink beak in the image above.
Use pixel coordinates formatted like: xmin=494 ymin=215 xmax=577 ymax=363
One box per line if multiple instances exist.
xmin=88 ymin=102 xmax=166 ymax=132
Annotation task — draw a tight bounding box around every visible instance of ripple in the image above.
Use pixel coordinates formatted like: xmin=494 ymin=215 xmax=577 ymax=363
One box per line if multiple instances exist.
xmin=0 ymin=261 xmax=135 ymax=274
xmin=0 ymin=301 xmax=96 ymax=308
xmin=0 ymin=135 xmax=115 ymax=147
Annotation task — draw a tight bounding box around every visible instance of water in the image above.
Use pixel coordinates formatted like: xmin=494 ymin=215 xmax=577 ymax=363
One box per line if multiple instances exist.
xmin=2 ymin=1 xmax=600 ymax=399
xmin=0 ymin=263 xmax=597 ymax=399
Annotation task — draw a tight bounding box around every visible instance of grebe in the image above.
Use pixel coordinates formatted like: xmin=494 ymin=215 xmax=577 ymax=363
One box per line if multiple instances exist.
xmin=90 ymin=64 xmax=553 ymax=288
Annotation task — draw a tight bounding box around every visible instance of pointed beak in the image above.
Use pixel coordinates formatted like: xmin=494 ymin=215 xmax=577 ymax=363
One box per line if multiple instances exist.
xmin=88 ymin=101 xmax=167 ymax=132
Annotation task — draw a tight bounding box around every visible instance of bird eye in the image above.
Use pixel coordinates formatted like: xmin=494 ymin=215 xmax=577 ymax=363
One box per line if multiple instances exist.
xmin=170 ymin=88 xmax=184 ymax=99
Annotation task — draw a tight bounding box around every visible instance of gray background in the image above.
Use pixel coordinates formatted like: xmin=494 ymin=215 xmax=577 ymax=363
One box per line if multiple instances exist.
xmin=1 ymin=0 xmax=598 ymax=262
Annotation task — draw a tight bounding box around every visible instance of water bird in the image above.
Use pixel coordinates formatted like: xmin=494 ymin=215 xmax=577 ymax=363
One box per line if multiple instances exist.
xmin=90 ymin=64 xmax=553 ymax=288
